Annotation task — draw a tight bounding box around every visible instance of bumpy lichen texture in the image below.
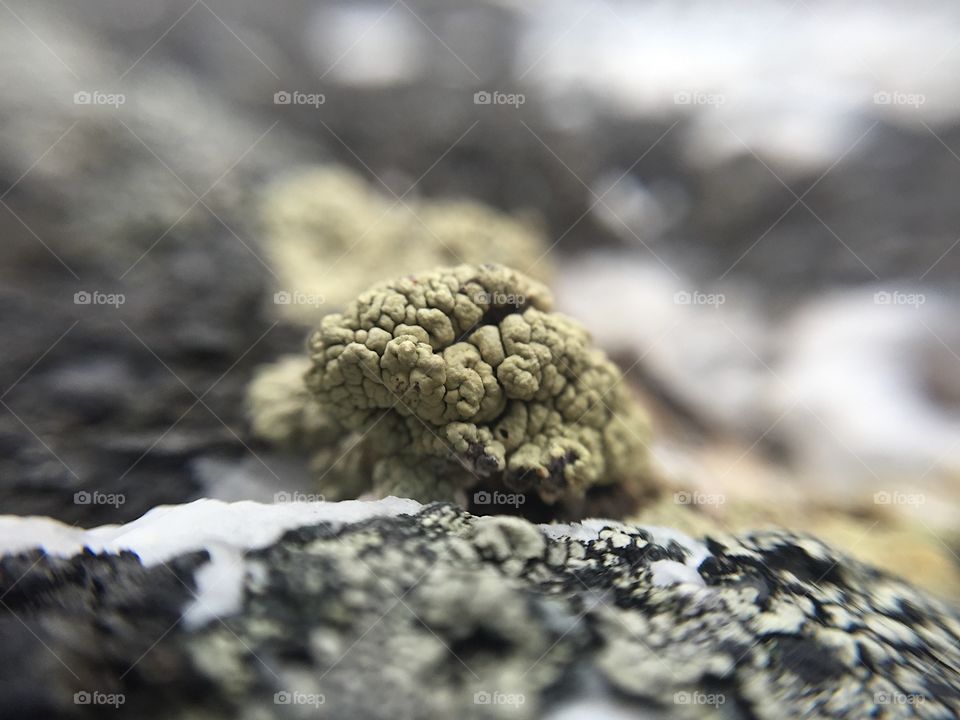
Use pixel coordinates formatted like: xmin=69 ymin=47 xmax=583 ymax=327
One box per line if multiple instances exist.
xmin=302 ymin=264 xmax=652 ymax=512
xmin=10 ymin=502 xmax=960 ymax=719
xmin=261 ymin=166 xmax=551 ymax=323
xmin=246 ymin=354 xmax=381 ymax=501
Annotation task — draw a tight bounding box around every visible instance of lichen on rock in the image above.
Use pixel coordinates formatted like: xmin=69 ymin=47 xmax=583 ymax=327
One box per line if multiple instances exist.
xmin=250 ymin=264 xmax=654 ymax=517
xmin=4 ymin=500 xmax=960 ymax=719
xmin=260 ymin=166 xmax=551 ymax=322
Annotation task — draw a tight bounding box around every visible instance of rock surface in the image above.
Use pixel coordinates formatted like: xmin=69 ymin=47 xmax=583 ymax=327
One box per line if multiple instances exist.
xmin=2 ymin=498 xmax=958 ymax=719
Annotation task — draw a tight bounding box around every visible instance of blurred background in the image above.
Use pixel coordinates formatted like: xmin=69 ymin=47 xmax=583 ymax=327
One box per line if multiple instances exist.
xmin=1 ymin=0 xmax=958 ymax=594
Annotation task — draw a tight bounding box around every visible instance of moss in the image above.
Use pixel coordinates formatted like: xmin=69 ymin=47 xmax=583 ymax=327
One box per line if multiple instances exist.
xmin=259 ymin=167 xmax=552 ymax=323
xmin=251 ymin=264 xmax=654 ymax=516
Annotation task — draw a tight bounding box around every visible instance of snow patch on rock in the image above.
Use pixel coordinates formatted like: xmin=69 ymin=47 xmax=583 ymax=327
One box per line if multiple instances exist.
xmin=1 ymin=500 xmax=715 ymax=622
xmin=0 ymin=497 xmax=422 ymax=626
xmin=0 ymin=496 xmax=422 ymax=561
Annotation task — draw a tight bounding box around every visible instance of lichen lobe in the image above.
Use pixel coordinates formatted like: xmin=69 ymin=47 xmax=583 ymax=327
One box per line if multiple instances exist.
xmin=303 ymin=264 xmax=651 ymax=511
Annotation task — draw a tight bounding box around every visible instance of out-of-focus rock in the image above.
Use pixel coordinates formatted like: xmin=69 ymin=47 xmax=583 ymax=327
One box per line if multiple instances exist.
xmin=554 ymin=253 xmax=769 ymax=437
xmin=768 ymin=287 xmax=960 ymax=514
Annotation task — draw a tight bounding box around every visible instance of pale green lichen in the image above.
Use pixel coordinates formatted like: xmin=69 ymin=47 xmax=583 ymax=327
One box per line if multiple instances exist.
xmin=246 ymin=355 xmax=337 ymax=449
xmin=260 ymin=166 xmax=551 ymax=323
xmin=260 ymin=263 xmax=653 ymax=514
xmin=246 ymin=355 xmax=382 ymax=501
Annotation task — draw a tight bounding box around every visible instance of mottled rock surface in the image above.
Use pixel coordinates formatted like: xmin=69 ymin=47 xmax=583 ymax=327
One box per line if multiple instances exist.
xmin=2 ymin=499 xmax=958 ymax=719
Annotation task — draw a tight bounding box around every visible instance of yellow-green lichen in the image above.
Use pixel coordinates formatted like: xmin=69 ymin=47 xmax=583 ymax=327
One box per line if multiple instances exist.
xmin=250 ymin=263 xmax=653 ymax=514
xmin=260 ymin=166 xmax=551 ymax=323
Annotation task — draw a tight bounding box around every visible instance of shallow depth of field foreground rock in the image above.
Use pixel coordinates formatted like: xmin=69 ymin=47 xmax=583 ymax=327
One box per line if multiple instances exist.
xmin=1 ymin=498 xmax=958 ymax=719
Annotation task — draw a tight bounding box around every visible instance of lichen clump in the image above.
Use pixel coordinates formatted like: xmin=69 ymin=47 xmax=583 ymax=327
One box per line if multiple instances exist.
xmin=260 ymin=167 xmax=550 ymax=322
xmin=301 ymin=263 xmax=651 ymax=513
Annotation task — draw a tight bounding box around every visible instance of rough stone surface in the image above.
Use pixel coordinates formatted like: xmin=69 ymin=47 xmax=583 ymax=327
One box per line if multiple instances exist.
xmin=2 ymin=500 xmax=958 ymax=719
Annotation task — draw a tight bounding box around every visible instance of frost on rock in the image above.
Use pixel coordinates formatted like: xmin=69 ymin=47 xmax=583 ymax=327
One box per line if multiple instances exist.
xmin=260 ymin=166 xmax=552 ymax=321
xmin=2 ymin=500 xmax=959 ymax=719
xmin=252 ymin=263 xmax=655 ymax=517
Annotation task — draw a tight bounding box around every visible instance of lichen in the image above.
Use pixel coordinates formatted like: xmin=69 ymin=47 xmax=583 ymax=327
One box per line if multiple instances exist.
xmin=246 ymin=355 xmax=337 ymax=449
xmin=9 ymin=502 xmax=959 ymax=719
xmin=246 ymin=355 xmax=381 ymax=501
xmin=260 ymin=166 xmax=551 ymax=323
xmin=251 ymin=263 xmax=654 ymax=516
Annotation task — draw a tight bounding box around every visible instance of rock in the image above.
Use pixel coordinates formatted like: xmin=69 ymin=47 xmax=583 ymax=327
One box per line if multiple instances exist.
xmin=2 ymin=498 xmax=958 ymax=719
